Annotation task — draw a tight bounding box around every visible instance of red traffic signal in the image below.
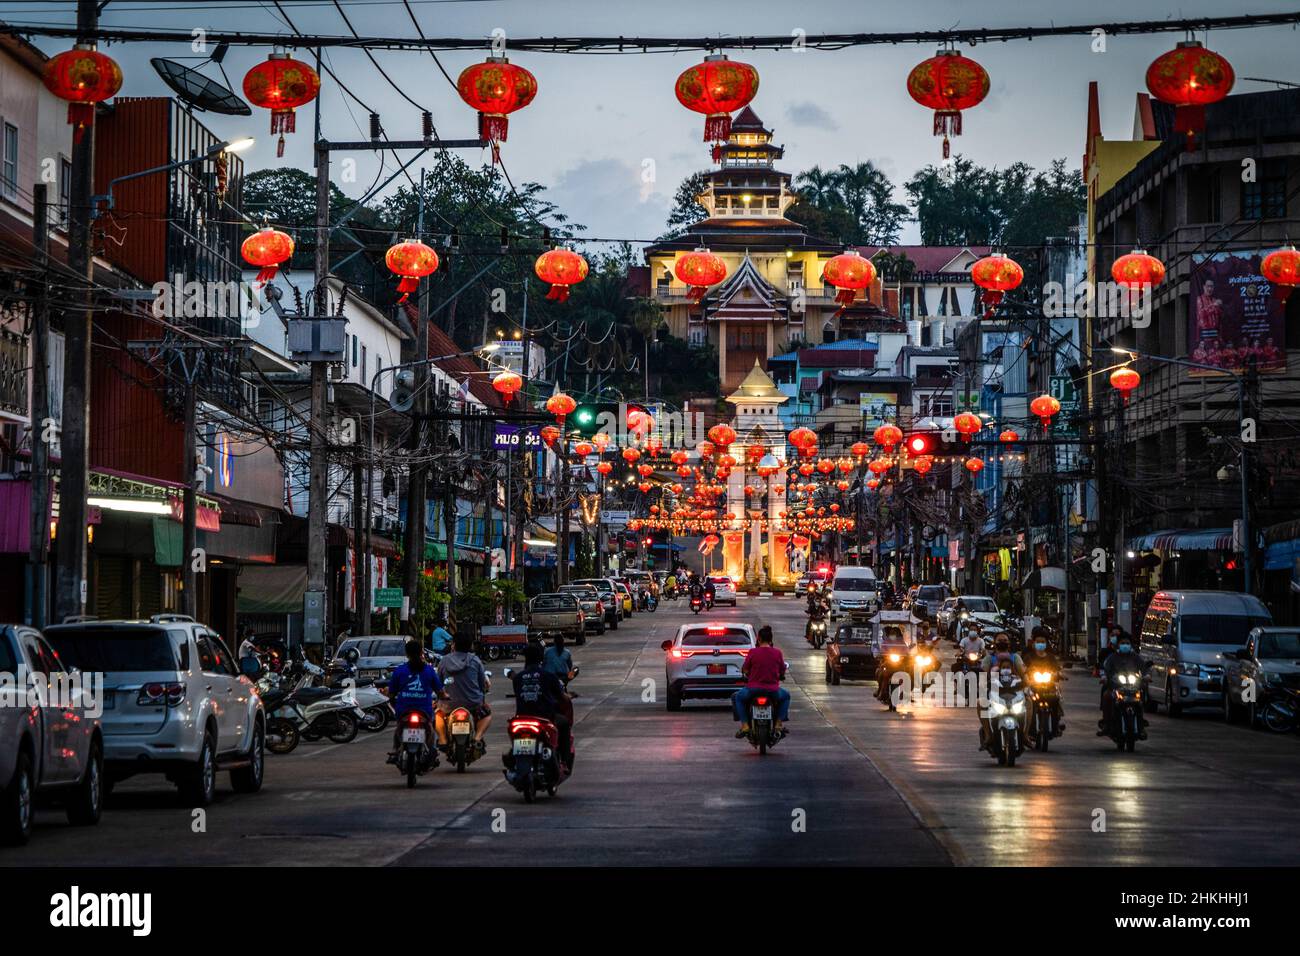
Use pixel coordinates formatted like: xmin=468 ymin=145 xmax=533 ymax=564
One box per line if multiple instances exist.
xmin=905 ymin=432 xmax=935 ymax=457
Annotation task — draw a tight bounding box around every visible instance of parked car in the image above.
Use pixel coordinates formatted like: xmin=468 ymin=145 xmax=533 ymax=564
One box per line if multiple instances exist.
xmin=662 ymin=622 xmax=756 ymax=710
xmin=527 ymin=593 xmax=586 ymax=644
xmin=572 ymin=578 xmax=622 ymax=628
xmin=332 ymin=636 xmax=416 ymax=683
xmin=825 ymin=621 xmax=876 ymax=685
xmin=1138 ymin=591 xmax=1272 ymax=715
xmin=44 ymin=615 xmax=265 ymax=806
xmin=1 ymin=624 xmax=104 ymax=846
xmin=707 ymin=575 xmax=738 ymax=606
xmin=1221 ymin=626 xmax=1300 ymax=731
xmin=829 ymin=566 xmax=879 ymax=620
xmin=559 ymin=584 xmax=606 ymax=636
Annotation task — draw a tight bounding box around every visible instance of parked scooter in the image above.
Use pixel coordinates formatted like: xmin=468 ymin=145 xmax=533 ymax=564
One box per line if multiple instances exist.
xmin=981 ymin=667 xmax=1027 ymax=766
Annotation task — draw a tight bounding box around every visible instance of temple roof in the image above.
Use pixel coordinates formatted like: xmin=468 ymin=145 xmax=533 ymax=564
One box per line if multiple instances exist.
xmin=726 ymin=359 xmax=789 ymax=405
xmin=729 ymin=106 xmax=770 ymax=134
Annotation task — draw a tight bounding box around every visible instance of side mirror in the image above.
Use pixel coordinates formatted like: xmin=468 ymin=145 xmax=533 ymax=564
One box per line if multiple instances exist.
xmin=661 ymin=640 xmax=673 ymax=651
xmin=502 ymin=667 xmax=515 ymax=679
xmin=484 ymin=670 xmax=493 ymax=679
xmin=342 ymin=648 xmax=360 ymax=665
xmin=239 ymin=656 xmax=263 ymax=679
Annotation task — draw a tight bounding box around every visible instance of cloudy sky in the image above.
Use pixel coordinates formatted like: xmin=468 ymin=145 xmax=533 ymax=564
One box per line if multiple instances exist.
xmin=16 ymin=0 xmax=1300 ymax=245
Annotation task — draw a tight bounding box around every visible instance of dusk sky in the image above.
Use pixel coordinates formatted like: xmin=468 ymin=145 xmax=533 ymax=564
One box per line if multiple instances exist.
xmin=16 ymin=0 xmax=1300 ymax=245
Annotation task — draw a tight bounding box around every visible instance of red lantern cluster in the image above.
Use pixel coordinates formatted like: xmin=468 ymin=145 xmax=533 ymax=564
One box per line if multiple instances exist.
xmin=675 ymin=54 xmax=760 ymax=159
xmin=970 ymin=253 xmax=1024 ymax=318
xmin=43 ymin=46 xmax=123 ymax=143
xmin=535 ymin=249 xmax=588 ymax=302
xmin=1145 ymin=41 xmax=1234 ymax=148
xmin=675 ymin=248 xmax=728 ymax=302
xmin=385 ymin=239 xmax=439 ymax=303
xmin=243 ymin=53 xmax=321 ymax=157
xmin=822 ymin=251 xmax=877 ymax=313
xmin=241 ymin=227 xmax=294 ymax=285
xmin=906 ymin=50 xmax=990 ymax=158
xmin=457 ymin=56 xmax=538 ymax=161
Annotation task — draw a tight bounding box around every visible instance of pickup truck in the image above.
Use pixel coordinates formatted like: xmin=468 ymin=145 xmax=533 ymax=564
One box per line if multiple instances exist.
xmin=558 ymin=584 xmax=606 ymax=637
xmin=1 ymin=624 xmax=104 ymax=845
xmin=528 ymin=593 xmax=586 ymax=645
xmin=1221 ymin=626 xmax=1300 ymax=731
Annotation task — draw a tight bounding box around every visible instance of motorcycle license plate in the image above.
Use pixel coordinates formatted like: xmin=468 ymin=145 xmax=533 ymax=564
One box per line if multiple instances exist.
xmin=707 ymin=664 xmax=727 ymax=675
xmin=513 ymin=738 xmax=537 ymax=755
xmin=752 ymin=705 xmax=772 ymax=720
xmin=451 ymin=721 xmax=471 ymax=734
xmin=402 ymin=728 xmax=426 ymax=744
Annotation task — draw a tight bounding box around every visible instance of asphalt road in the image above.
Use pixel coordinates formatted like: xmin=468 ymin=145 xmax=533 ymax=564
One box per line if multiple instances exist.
xmin=8 ymin=597 xmax=1299 ymax=866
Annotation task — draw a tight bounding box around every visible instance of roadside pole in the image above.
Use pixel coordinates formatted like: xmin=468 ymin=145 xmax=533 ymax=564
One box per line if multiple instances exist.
xmin=26 ymin=184 xmax=50 ymax=628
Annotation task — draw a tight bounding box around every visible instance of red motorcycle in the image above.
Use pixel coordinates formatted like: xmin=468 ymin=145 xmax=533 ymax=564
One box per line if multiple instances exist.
xmin=502 ymin=714 xmax=572 ymax=803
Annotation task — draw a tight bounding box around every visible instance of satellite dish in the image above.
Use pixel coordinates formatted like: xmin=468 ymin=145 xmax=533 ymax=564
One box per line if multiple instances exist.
xmin=151 ymin=58 xmax=251 ymax=115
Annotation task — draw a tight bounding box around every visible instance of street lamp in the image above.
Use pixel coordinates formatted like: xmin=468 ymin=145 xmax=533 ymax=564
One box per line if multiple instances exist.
xmin=92 ymin=137 xmax=255 ymax=217
xmin=1109 ymin=347 xmax=1254 ymax=593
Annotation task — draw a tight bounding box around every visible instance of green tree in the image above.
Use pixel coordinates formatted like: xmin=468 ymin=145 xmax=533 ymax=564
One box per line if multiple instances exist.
xmin=664 ymin=170 xmax=711 ymax=233
xmin=789 ymin=162 xmax=908 ymax=246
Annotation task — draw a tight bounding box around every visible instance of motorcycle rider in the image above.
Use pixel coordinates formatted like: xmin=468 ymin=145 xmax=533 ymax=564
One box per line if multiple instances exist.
xmin=703 ymin=576 xmax=716 ymax=608
xmin=386 ymin=639 xmax=446 ymax=758
xmin=542 ymin=633 xmax=575 ymax=684
xmin=1097 ymin=631 xmax=1148 ymax=739
xmin=436 ymin=632 xmax=492 ymax=755
xmin=1022 ymin=626 xmax=1066 ymax=731
xmin=428 ymin=620 xmax=454 ymax=657
xmin=733 ymin=625 xmax=790 ymax=737
xmin=511 ymin=643 xmax=573 ymax=770
xmin=979 ymin=633 xmax=1025 ymax=751
xmin=665 ymin=572 xmax=677 ymax=598
xmin=958 ymin=624 xmax=987 ymax=662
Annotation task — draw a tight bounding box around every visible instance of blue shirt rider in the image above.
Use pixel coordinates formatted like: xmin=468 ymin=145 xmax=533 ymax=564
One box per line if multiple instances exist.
xmin=429 ymin=625 xmax=454 ymax=656
xmin=388 ymin=639 xmax=444 ymax=719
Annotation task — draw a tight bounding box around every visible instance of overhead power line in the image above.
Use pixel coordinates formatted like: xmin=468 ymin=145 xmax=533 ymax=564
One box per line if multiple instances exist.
xmin=4 ymin=12 xmax=1300 ymax=52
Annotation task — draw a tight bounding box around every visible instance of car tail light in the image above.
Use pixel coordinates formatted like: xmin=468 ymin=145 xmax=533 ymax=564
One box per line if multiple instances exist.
xmin=451 ymin=708 xmax=470 ymax=722
xmin=671 ymin=648 xmax=683 ymax=658
xmin=138 ymin=682 xmax=186 ymax=706
xmin=706 ymin=625 xmax=726 ymax=634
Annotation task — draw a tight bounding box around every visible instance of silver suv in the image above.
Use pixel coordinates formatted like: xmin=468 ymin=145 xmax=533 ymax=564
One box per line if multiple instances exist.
xmin=662 ymin=622 xmax=757 ymax=711
xmin=44 ymin=615 xmax=264 ymax=806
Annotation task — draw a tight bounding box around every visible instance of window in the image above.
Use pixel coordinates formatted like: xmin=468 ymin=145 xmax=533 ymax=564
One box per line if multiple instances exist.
xmin=1242 ymin=160 xmax=1287 ymax=219
xmin=196 ymin=635 xmax=219 ymax=673
xmin=351 ymin=335 xmax=358 ymax=368
xmin=45 ymin=628 xmax=181 ymax=672
xmin=1188 ymin=167 xmax=1221 ymax=223
xmin=1 ymin=123 xmax=17 ymax=200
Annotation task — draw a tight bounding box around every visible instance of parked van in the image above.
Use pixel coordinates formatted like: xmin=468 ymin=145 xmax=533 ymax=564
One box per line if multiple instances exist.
xmin=1138 ymin=590 xmax=1272 ymax=715
xmin=829 ymin=566 xmax=879 ymax=620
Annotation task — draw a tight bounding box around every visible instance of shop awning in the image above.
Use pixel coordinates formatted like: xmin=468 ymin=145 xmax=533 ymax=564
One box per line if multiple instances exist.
xmin=1127 ymin=528 xmax=1233 ymax=552
xmin=1265 ymin=538 xmax=1300 ymax=572
xmin=1022 ymin=566 xmax=1068 ymax=591
xmin=425 ymin=541 xmax=486 ymax=562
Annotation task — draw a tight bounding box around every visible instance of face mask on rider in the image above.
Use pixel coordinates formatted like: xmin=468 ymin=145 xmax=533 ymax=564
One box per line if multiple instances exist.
xmin=1118 ymin=642 xmax=1132 ymax=653
xmin=1034 ymin=642 xmax=1047 ymax=652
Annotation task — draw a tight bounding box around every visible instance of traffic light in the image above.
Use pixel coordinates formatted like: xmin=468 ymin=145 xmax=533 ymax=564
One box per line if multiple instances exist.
xmin=904 ymin=431 xmax=935 ymax=457
xmin=568 ymin=401 xmax=651 ymax=438
xmin=569 ymin=403 xmax=604 ymax=437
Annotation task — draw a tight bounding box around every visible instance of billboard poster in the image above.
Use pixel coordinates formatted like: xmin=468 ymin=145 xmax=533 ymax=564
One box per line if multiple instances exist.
xmin=1188 ymin=251 xmax=1286 ymax=376
xmin=859 ymin=391 xmax=898 ymax=426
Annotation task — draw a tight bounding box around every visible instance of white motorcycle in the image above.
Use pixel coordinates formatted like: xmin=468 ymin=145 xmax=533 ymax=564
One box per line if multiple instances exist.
xmin=980 ymin=667 xmax=1027 ymax=767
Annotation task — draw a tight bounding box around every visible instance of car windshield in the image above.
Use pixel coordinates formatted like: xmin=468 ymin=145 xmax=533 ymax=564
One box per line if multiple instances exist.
xmin=963 ymin=597 xmax=998 ymax=613
xmin=1257 ymin=632 xmax=1300 ymax=658
xmin=533 ymin=595 xmax=576 ymax=610
xmin=708 ymin=577 xmax=731 ymax=586
xmin=45 ymin=627 xmax=181 ymax=672
xmin=1180 ymin=614 xmax=1271 ymax=645
xmin=836 ymin=628 xmax=870 ymax=645
xmin=681 ymin=627 xmax=751 ymax=647
xmin=372 ymin=640 xmax=407 ymax=657
xmin=918 ymin=587 xmax=946 ymax=601
xmin=835 ymin=577 xmax=876 ymax=591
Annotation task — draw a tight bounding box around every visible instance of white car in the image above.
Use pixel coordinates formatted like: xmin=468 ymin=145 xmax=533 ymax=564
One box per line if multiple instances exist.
xmin=951 ymin=596 xmax=1004 ymax=640
xmin=45 ymin=615 xmax=265 ymax=806
xmin=1 ymin=624 xmax=104 ymax=846
xmin=662 ymin=622 xmax=756 ymax=710
xmin=707 ymin=575 xmax=738 ymax=606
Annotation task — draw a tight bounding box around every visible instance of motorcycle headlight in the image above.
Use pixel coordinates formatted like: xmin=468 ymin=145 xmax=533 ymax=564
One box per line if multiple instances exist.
xmin=1033 ymin=671 xmax=1053 ymax=684
xmin=1011 ymin=698 xmax=1026 ymax=715
xmin=986 ymin=697 xmax=1008 ymax=716
xmin=840 ymin=657 xmax=849 ymax=664
xmin=915 ymin=655 xmax=932 ymax=666
xmin=888 ymin=653 xmax=901 ymax=664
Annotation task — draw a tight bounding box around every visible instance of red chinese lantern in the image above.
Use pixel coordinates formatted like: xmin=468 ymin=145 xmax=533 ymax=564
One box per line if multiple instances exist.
xmin=964 ymin=457 xmax=985 ymax=474
xmin=872 ymin=424 xmax=903 ymax=450
xmin=1262 ymin=246 xmax=1300 ymax=304
xmin=836 ymin=480 xmax=851 ymax=492
xmin=849 ymin=441 xmax=871 ymax=458
xmin=534 ymin=249 xmax=588 ymax=302
xmin=650 ymin=505 xmax=659 ymax=515
xmin=670 ymin=450 xmax=689 ymax=466
xmin=638 ymin=463 xmax=654 ymax=478
xmin=829 ymin=504 xmax=840 ymax=513
xmin=43 ymin=45 xmax=123 ymax=143
xmin=674 ymin=54 xmax=760 ymax=159
xmin=743 ymin=485 xmax=756 ymax=497
xmin=953 ymin=411 xmax=982 ymax=440
xmin=596 ymin=461 xmax=613 ymax=476
xmin=241 ymin=227 xmax=294 ymax=285
xmin=671 ymin=483 xmax=684 ymax=495
xmin=821 ymin=250 xmax=877 ymax=312
xmin=837 ymin=458 xmax=854 ymax=474
xmin=970 ymin=253 xmax=1024 ymax=318
xmin=638 ymin=482 xmax=653 ymax=494
xmin=540 ymin=425 xmax=560 ymax=447
xmin=866 ymin=479 xmax=881 ymax=490
xmin=492 ymin=369 xmax=523 ymax=403
xmin=906 ymin=49 xmax=990 ymax=158
xmin=545 ymin=391 xmax=576 ymax=423
xmin=675 ymin=248 xmax=728 ymax=302
xmin=1111 ymin=249 xmax=1166 ymax=290
xmin=385 ymin=239 xmax=439 ymax=303
xmin=798 ymin=463 xmax=815 ymax=477
xmin=1145 ymin=41 xmax=1234 ymax=148
xmin=868 ymin=458 xmax=891 ymax=476
xmin=912 ymin=456 xmax=933 ymax=476
xmin=622 ymin=448 xmax=641 ymax=464
xmin=708 ymin=424 xmax=736 ymax=447
xmin=243 ymin=53 xmax=321 ymax=157
xmin=456 ymin=56 xmax=538 ymax=160
xmin=998 ymin=429 xmax=1020 ymax=444
xmin=571 ymin=440 xmax=593 ymax=458
xmin=788 ymin=427 xmax=817 ymax=449
xmin=592 ymin=432 xmax=611 ymax=452
xmin=815 ymin=458 xmax=835 ymax=475
xmin=1110 ymin=367 xmax=1141 ymax=403
xmin=1030 ymin=394 xmax=1061 ymax=430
